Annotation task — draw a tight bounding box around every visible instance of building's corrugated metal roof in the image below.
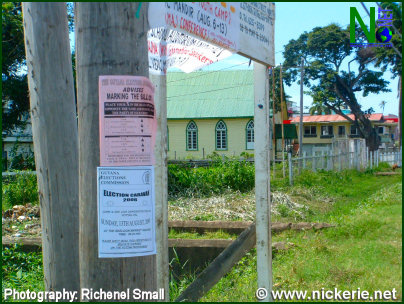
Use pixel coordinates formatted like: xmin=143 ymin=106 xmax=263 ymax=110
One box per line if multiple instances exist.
xmin=167 ymin=70 xmax=254 ymax=119
xmin=290 ymin=113 xmax=383 ymax=123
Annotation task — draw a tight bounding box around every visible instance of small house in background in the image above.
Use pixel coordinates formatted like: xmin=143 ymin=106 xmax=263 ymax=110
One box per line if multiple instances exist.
xmin=290 ymin=113 xmax=398 ymax=155
xmin=166 ymin=70 xmax=297 ymax=160
xmin=2 ymin=112 xmax=34 ymax=170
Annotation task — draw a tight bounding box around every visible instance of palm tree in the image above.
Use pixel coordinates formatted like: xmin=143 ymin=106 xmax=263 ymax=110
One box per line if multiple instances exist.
xmin=309 ymin=99 xmax=331 ymax=115
xmin=379 ymin=100 xmax=387 ymax=114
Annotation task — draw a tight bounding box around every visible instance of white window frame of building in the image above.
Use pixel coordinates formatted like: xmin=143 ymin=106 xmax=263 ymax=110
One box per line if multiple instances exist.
xmin=304 ymin=125 xmax=317 ymax=136
xmin=350 ymin=125 xmax=359 ymax=136
xmin=321 ymin=125 xmax=333 ymax=137
xmin=186 ymin=121 xmax=198 ymax=151
xmin=215 ymin=120 xmax=227 ymax=150
xmin=246 ymin=120 xmax=254 ymax=150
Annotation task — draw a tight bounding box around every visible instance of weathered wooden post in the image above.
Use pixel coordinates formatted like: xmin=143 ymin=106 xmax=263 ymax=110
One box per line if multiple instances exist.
xmin=149 ymin=72 xmax=169 ymax=300
xmin=271 ymin=68 xmax=276 ymax=180
xmin=253 ymin=62 xmax=272 ymax=302
xmin=22 ymin=2 xmax=80 ymax=294
xmin=76 ymin=3 xmax=157 ymax=299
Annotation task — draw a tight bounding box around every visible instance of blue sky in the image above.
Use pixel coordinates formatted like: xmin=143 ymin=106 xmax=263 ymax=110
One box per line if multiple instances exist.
xmin=196 ymin=2 xmax=400 ymax=115
xmin=68 ymin=2 xmax=399 ymax=115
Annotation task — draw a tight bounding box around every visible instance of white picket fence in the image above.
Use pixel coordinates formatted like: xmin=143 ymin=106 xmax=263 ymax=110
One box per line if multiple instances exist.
xmin=281 ymin=147 xmax=402 ymax=186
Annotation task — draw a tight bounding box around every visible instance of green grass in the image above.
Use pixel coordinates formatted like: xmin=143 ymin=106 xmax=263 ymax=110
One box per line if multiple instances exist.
xmin=199 ymin=171 xmax=402 ymax=302
xmin=2 ymin=245 xmax=44 ymax=302
xmin=2 ymin=166 xmax=401 ymax=302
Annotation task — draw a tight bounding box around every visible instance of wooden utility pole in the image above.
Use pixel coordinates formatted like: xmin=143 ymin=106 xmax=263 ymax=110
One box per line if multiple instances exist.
xmin=299 ymin=57 xmax=304 ymax=161
xmin=280 ymin=65 xmax=286 ymax=178
xmin=22 ymin=2 xmax=79 ymax=293
xmin=76 ymin=2 xmax=157 ymax=299
xmin=149 ymin=71 xmax=169 ymax=300
xmin=253 ymin=62 xmax=272 ymax=302
xmin=272 ymin=68 xmax=277 ymax=178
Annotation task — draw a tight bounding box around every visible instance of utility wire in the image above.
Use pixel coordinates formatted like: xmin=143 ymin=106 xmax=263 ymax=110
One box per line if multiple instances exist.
xmin=167 ymin=61 xmax=250 ymax=84
xmin=167 ymin=83 xmax=252 ymax=99
xmin=167 ymin=50 xmax=284 ymax=84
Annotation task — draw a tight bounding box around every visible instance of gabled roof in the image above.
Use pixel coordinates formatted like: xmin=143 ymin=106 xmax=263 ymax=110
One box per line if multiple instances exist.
xmin=290 ymin=113 xmax=383 ymax=123
xmin=167 ymin=70 xmax=254 ymax=119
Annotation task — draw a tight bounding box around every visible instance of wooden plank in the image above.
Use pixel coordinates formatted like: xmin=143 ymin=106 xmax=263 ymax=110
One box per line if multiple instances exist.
xmin=175 ymin=223 xmax=257 ymax=302
xmin=253 ymin=62 xmax=272 ymax=301
xmin=375 ymin=172 xmax=400 ymax=176
xmin=22 ymin=2 xmax=79 ymax=294
xmin=169 ymin=239 xmax=233 ymax=248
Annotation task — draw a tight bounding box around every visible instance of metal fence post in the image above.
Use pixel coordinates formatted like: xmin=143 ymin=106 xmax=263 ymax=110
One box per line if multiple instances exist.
xmin=370 ymin=151 xmax=373 ymax=168
xmin=303 ymin=151 xmax=306 ymax=169
xmin=312 ymin=152 xmax=316 ymax=171
xmin=356 ymin=142 xmax=360 ymax=171
xmin=288 ymin=151 xmax=293 ymax=186
xmin=366 ymin=146 xmax=369 ymax=168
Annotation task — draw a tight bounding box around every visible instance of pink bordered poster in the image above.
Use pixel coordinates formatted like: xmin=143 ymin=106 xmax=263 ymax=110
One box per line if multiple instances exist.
xmin=99 ymin=76 xmax=156 ymax=166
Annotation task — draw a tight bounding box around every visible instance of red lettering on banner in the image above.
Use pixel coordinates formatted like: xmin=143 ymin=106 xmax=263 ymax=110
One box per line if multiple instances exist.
xmin=165 ymin=13 xmax=177 ymax=28
xmin=148 ymin=41 xmax=158 ymax=55
xmin=215 ymin=7 xmax=229 ymax=23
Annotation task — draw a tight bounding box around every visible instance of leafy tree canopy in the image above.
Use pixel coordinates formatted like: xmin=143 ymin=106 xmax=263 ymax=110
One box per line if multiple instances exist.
xmin=282 ymin=23 xmax=391 ymax=150
xmin=2 ymin=2 xmax=75 ymax=135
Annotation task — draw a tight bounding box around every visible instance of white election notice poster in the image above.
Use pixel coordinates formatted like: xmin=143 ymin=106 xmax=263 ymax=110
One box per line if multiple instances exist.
xmin=97 ymin=167 xmax=156 ymax=258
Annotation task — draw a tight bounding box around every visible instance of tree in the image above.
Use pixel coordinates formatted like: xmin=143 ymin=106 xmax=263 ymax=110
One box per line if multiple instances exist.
xmin=379 ymin=100 xmax=387 ymax=114
xmin=2 ymin=2 xmax=29 ymax=135
xmin=309 ymin=96 xmax=331 ymax=115
xmin=2 ymin=2 xmax=75 ymax=134
xmin=372 ymin=2 xmax=402 ymax=146
xmin=283 ymin=24 xmax=390 ymax=150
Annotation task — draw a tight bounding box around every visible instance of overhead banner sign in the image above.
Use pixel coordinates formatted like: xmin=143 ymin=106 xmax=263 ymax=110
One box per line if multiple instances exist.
xmin=148 ymin=2 xmax=275 ymax=66
xmin=99 ymin=76 xmax=156 ymax=166
xmin=148 ymin=27 xmax=232 ymax=75
xmin=97 ymin=167 xmax=156 ymax=258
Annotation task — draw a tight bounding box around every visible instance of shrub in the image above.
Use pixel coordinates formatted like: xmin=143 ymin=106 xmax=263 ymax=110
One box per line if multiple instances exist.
xmin=168 ymin=160 xmax=255 ymax=198
xmin=2 ymin=173 xmax=38 ymax=210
